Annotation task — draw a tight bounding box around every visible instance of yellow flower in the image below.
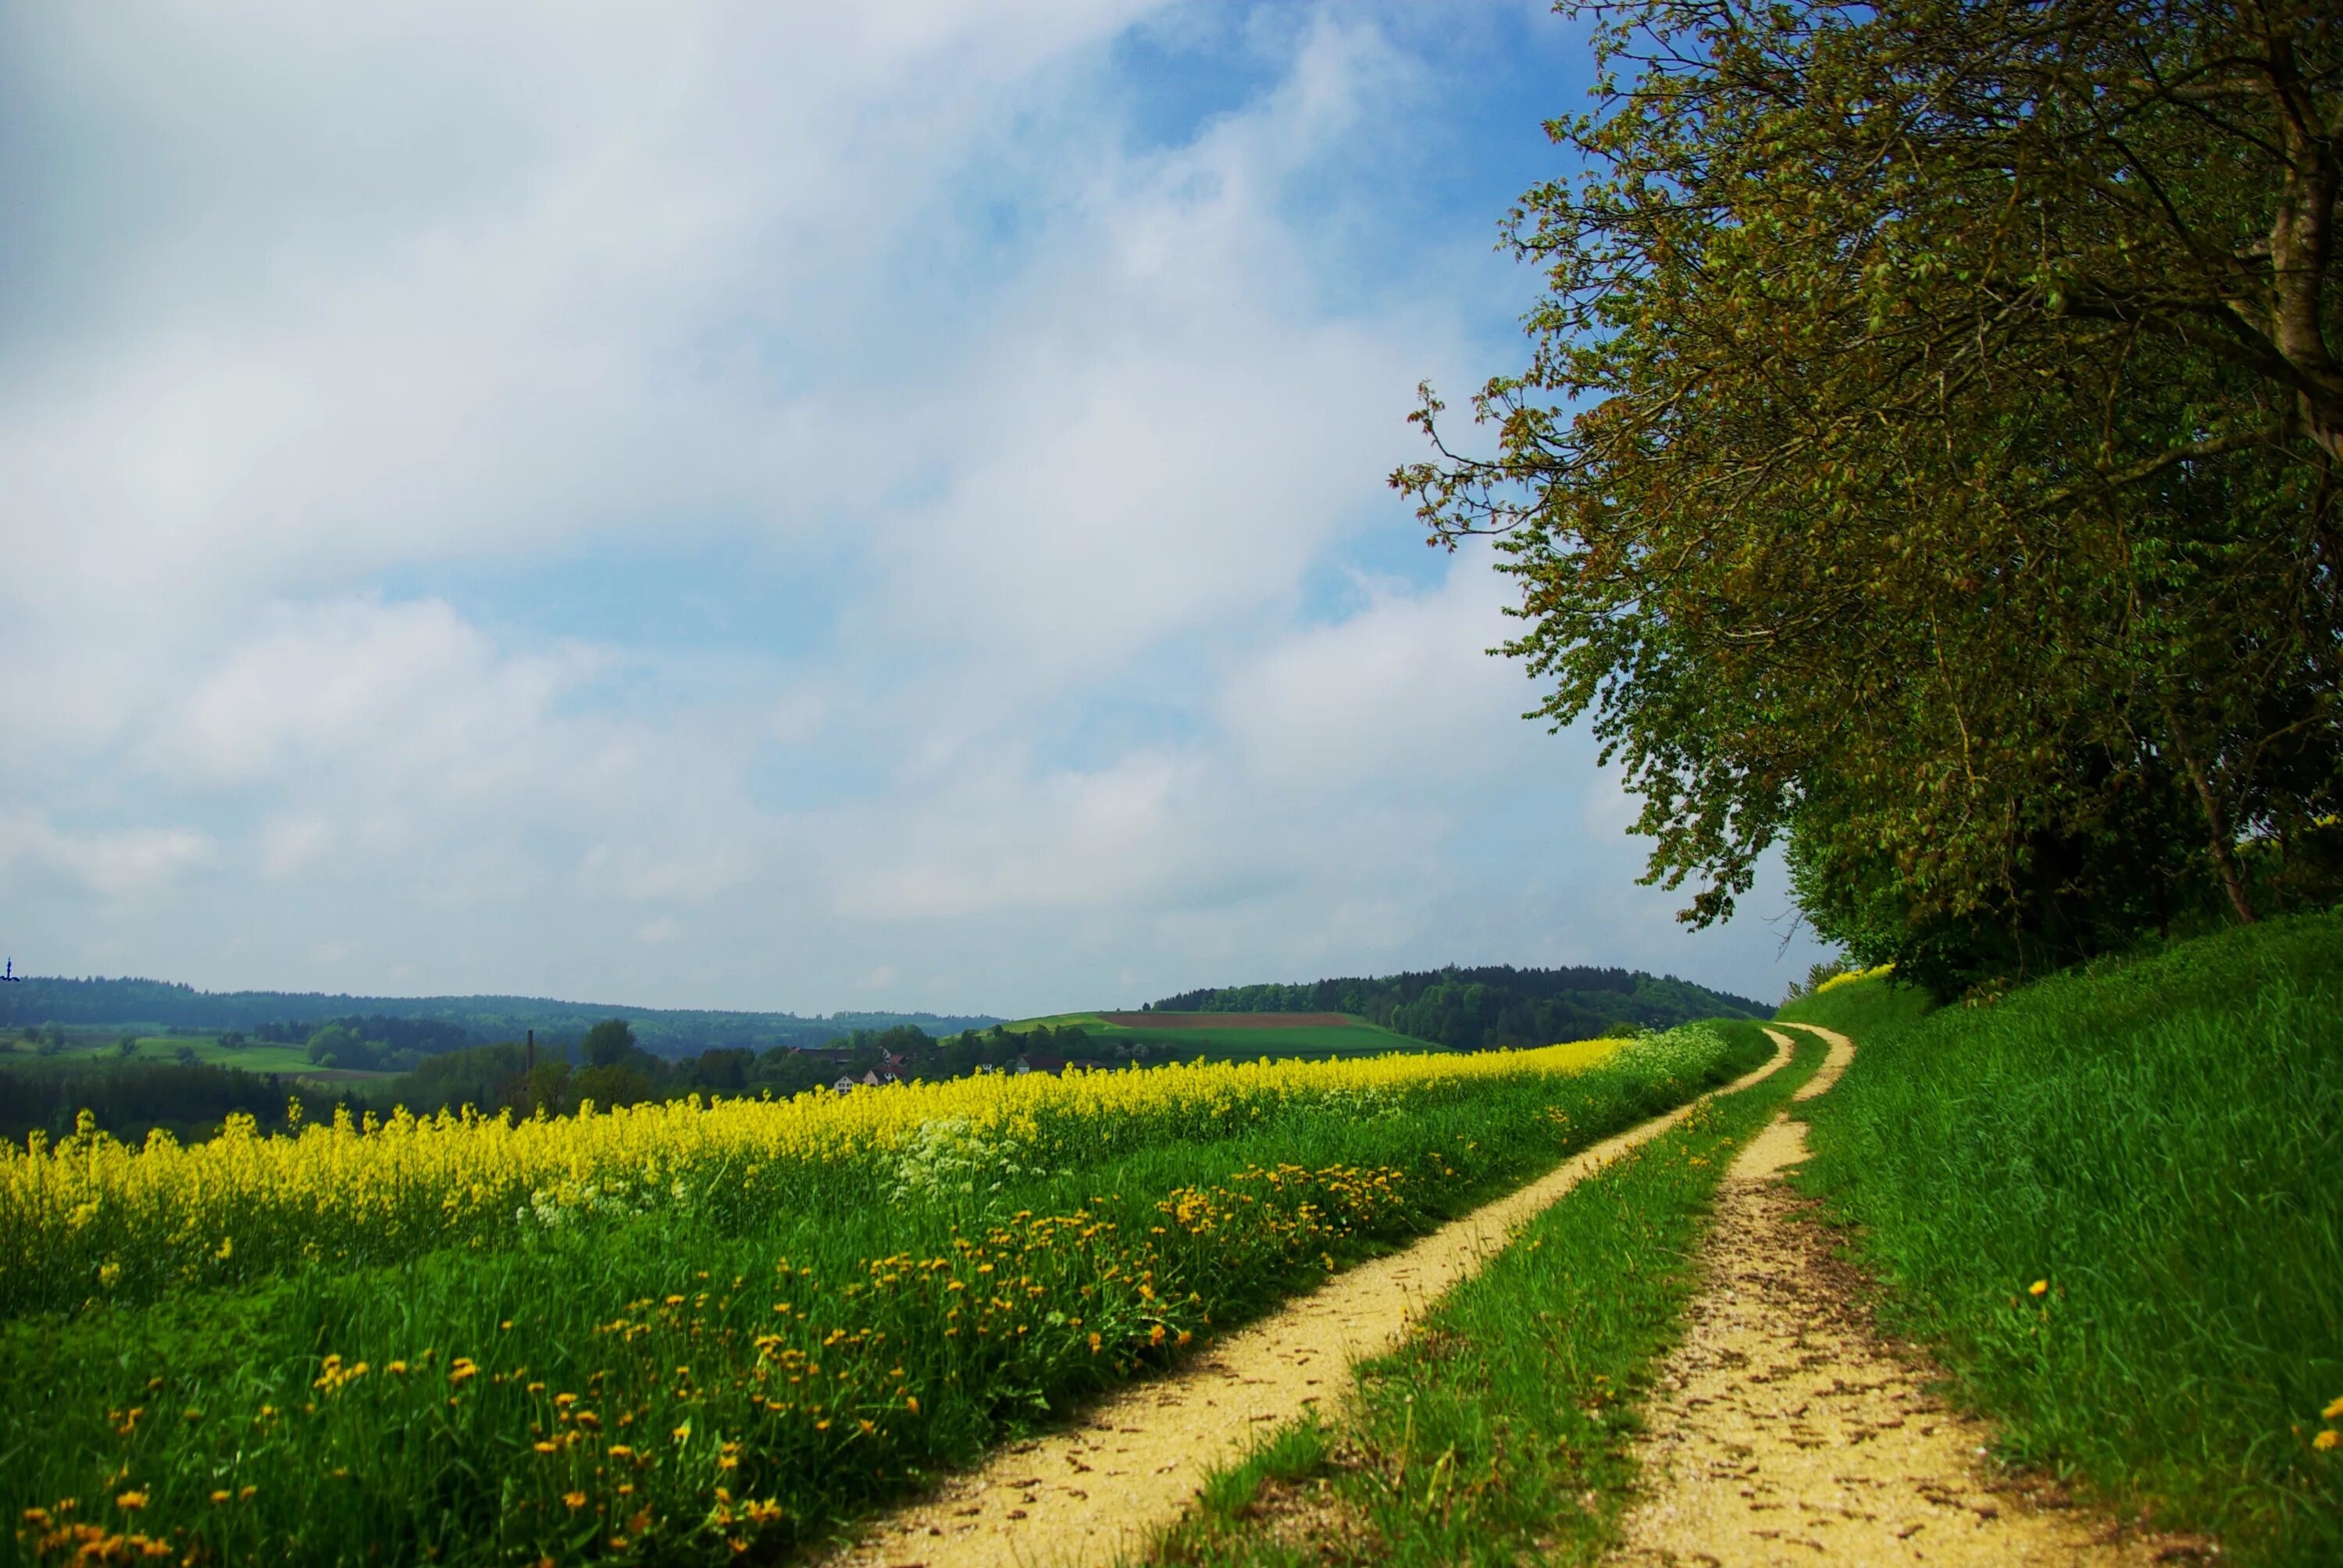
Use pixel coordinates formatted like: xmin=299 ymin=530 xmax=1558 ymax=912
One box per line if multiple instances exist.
xmin=2324 ymin=1395 xmax=2343 ymax=1421
xmin=2314 ymin=1430 xmax=2340 ymax=1452
xmin=563 ymin=1491 xmax=588 ymax=1510
xmin=209 ymin=1490 xmax=230 ymax=1504
xmin=0 ymin=1033 xmax=1639 ymax=1328
xmin=116 ymin=1491 xmax=148 ymax=1510
xmin=2027 ymin=1279 xmax=2049 ymax=1297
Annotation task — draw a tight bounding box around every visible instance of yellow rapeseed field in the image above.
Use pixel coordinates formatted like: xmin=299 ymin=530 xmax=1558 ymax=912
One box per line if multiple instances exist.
xmin=1814 ymin=961 xmax=1895 ymax=994
xmin=0 ymin=1041 xmax=1621 ymax=1317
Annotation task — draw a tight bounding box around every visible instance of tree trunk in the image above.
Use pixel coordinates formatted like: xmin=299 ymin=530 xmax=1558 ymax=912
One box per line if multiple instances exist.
xmin=2164 ymin=707 xmax=2259 ymax=925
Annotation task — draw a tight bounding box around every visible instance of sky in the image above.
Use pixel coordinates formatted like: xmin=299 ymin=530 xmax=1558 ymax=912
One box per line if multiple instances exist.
xmin=0 ymin=1 xmax=1831 ymax=1016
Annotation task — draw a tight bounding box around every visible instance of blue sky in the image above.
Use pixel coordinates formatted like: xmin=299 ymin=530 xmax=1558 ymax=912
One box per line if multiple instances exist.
xmin=0 ymin=2 xmax=1829 ymax=1014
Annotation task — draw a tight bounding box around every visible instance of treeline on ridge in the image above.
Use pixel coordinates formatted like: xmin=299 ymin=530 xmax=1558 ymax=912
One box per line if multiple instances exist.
xmin=1147 ymin=964 xmax=1764 ymax=1052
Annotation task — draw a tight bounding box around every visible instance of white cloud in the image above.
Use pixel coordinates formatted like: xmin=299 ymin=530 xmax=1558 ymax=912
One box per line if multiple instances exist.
xmin=0 ymin=2 xmax=1832 ymax=1010
xmin=1221 ymin=549 xmax=1542 ymax=791
xmin=156 ymin=597 xmax=588 ymax=786
xmin=0 ymin=807 xmax=216 ymax=900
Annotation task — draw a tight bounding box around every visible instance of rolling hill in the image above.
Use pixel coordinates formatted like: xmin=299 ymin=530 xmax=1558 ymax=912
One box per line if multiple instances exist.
xmin=1146 ymin=964 xmax=1766 ymax=1053
xmin=0 ymin=976 xmax=998 ymax=1060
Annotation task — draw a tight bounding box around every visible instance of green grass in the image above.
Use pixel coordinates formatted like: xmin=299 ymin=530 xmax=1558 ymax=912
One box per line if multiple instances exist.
xmin=0 ymin=1035 xmax=373 ymax=1078
xmin=0 ymin=1028 xmax=1767 ymax=1566
xmin=1785 ymin=917 xmax=2343 ymax=1566
xmin=1147 ymin=1021 xmax=1823 ymax=1567
xmin=1773 ymin=972 xmax=1933 ymax=1037
xmin=1004 ymin=1013 xmax=1432 ymax=1060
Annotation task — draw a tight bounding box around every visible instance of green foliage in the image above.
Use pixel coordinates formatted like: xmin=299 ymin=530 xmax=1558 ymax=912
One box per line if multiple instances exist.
xmin=1151 ymin=964 xmax=1765 ymax=1049
xmin=0 ymin=1060 xmax=344 ymax=1149
xmin=1398 ymin=0 xmax=2343 ymax=987
xmin=580 ymin=1018 xmax=639 ymax=1069
xmin=1799 ymin=916 xmax=2343 ymax=1564
xmin=1154 ymin=1024 xmax=1820 ymax=1567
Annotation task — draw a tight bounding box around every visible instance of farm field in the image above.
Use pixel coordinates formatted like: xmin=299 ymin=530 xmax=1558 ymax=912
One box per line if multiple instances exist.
xmin=0 ymin=1022 xmax=1765 ymax=1566
xmin=0 ymin=1032 xmax=385 ymax=1082
xmin=1004 ymin=1010 xmax=1435 ymax=1060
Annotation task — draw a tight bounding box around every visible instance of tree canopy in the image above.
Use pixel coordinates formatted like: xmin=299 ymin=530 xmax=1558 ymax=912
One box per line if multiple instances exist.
xmin=1401 ymin=0 xmax=2341 ymax=992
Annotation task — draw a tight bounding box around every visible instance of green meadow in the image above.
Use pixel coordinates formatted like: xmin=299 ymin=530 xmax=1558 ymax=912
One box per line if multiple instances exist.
xmin=0 ymin=1032 xmax=383 ymax=1082
xmin=1003 ymin=1012 xmax=1443 ymax=1060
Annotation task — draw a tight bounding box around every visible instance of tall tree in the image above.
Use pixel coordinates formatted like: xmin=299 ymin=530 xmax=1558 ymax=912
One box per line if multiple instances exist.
xmin=1400 ymin=0 xmax=2341 ymax=987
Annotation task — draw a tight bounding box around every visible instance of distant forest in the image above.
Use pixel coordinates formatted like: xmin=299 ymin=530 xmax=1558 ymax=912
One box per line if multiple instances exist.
xmin=1148 ymin=965 xmax=1765 ymax=1053
xmin=0 ymin=977 xmax=998 ymax=1060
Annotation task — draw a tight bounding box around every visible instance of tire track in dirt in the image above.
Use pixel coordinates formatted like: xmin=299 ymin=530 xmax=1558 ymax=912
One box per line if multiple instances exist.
xmin=1607 ymin=1021 xmax=2182 ymax=1567
xmin=827 ymin=1035 xmax=1799 ymax=1568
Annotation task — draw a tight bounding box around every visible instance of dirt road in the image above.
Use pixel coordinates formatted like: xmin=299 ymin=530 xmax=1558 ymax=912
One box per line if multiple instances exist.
xmin=1607 ymin=1021 xmax=2168 ymax=1567
xmin=829 ymin=1036 xmax=1796 ymax=1568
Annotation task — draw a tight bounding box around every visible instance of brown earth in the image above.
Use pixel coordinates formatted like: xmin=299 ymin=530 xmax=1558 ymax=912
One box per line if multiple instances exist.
xmin=825 ymin=1034 xmax=1799 ymax=1568
xmin=1606 ymin=1021 xmax=2200 ymax=1568
xmin=1096 ymin=1012 xmax=1361 ymax=1030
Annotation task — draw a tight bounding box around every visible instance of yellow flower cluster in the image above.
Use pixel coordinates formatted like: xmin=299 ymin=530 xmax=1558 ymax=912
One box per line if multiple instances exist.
xmin=0 ymin=1042 xmax=1620 ymax=1317
xmin=1814 ymin=962 xmax=1896 ymax=994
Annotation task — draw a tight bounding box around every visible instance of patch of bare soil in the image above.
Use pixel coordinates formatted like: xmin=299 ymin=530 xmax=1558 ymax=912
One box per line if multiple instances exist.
xmin=1213 ymin=1455 xmax=1384 ymax=1563
xmin=1607 ymin=1023 xmax=2205 ymax=1568
xmin=825 ymin=1036 xmax=1797 ymax=1568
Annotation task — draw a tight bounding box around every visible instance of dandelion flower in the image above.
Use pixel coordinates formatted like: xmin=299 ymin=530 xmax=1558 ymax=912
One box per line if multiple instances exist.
xmin=2315 ymin=1430 xmax=2340 ymax=1452
xmin=2324 ymin=1395 xmax=2343 ymax=1421
xmin=563 ymin=1491 xmax=588 ymax=1510
xmin=2027 ymin=1279 xmax=2049 ymax=1297
xmin=116 ymin=1492 xmax=148 ymax=1510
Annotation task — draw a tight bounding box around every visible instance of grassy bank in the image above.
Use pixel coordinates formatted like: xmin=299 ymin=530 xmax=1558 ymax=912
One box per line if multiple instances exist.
xmin=1150 ymin=1021 xmax=1821 ymax=1567
xmin=1783 ymin=916 xmax=2343 ymax=1566
xmin=2 ymin=1027 xmax=1767 ymax=1566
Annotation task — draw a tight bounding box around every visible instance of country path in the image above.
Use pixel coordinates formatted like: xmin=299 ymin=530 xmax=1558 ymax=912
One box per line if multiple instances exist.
xmin=826 ymin=1032 xmax=1800 ymax=1568
xmin=1607 ymin=1021 xmax=2176 ymax=1568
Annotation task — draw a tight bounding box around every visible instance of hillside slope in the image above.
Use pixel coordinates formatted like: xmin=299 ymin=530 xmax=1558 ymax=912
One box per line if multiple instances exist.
xmin=0 ymin=976 xmax=997 ymax=1058
xmin=1781 ymin=917 xmax=2343 ymax=1566
xmin=1150 ymin=964 xmax=1765 ymax=1051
